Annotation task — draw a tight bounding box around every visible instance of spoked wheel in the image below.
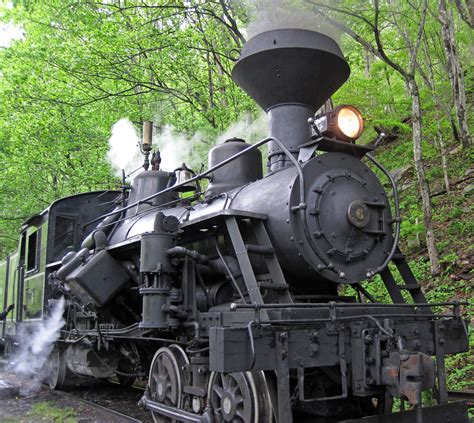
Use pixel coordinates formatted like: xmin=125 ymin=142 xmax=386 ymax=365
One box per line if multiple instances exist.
xmin=45 ymin=347 xmax=66 ymax=390
xmin=148 ymin=346 xmax=184 ymax=423
xmin=208 ymin=371 xmax=274 ymax=423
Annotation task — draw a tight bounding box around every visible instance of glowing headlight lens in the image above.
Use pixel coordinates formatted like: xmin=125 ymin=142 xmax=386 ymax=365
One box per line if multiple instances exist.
xmin=337 ymin=106 xmax=363 ymax=139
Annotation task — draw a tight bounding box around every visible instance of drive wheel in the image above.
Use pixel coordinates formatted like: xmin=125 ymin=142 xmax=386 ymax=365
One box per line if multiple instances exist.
xmin=149 ymin=347 xmax=184 ymax=423
xmin=45 ymin=347 xmax=66 ymax=390
xmin=208 ymin=371 xmax=273 ymax=423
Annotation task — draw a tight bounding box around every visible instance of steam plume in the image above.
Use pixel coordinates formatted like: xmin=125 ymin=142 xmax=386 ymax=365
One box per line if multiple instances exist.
xmin=107 ymin=118 xmax=144 ymax=180
xmin=244 ymin=0 xmax=340 ymax=43
xmin=9 ymin=297 xmax=65 ymax=379
xmin=216 ymin=112 xmax=267 ymax=145
xmin=155 ymin=125 xmax=203 ymax=171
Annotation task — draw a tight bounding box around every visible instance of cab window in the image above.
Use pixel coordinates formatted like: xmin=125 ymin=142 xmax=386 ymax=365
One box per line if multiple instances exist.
xmin=26 ymin=229 xmax=41 ymax=272
xmin=53 ymin=215 xmax=76 ymax=260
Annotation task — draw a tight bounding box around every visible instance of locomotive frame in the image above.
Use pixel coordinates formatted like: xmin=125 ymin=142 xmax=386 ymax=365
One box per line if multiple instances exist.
xmin=1 ymin=28 xmax=470 ymax=422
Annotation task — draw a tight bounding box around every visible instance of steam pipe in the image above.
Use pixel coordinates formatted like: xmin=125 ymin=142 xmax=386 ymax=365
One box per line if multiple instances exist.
xmin=56 ymin=248 xmax=90 ymax=280
xmin=166 ymin=246 xmax=209 ymax=264
xmin=81 ymin=206 xmax=122 ymax=250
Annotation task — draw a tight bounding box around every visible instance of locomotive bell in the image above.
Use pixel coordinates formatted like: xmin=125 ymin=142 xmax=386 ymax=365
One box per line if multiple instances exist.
xmin=172 ymin=163 xmax=197 ymax=193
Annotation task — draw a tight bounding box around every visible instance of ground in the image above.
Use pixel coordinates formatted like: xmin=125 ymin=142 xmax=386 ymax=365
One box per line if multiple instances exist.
xmin=0 ymin=364 xmax=148 ymax=422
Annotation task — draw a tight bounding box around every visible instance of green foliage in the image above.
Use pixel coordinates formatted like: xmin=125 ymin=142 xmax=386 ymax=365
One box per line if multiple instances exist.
xmin=28 ymin=401 xmax=76 ymax=422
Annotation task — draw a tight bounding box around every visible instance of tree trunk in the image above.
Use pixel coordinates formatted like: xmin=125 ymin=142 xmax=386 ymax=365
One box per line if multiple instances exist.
xmin=408 ymin=78 xmax=441 ymax=275
xmin=439 ymin=0 xmax=472 ymax=148
xmin=437 ymin=119 xmax=451 ymax=193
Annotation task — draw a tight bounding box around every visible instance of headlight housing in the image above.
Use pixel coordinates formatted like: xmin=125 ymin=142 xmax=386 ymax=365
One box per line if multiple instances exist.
xmin=313 ymin=105 xmax=364 ymax=142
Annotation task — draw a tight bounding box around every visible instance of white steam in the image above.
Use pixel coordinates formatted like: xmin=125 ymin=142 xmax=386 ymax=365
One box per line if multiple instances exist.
xmin=106 ymin=119 xmax=203 ymax=177
xmin=107 ymin=118 xmax=144 ymax=179
xmin=106 ymin=114 xmax=269 ymax=177
xmin=216 ymin=112 xmax=267 ymax=145
xmin=244 ymin=0 xmax=340 ymax=43
xmin=156 ymin=125 xmax=203 ymax=172
xmin=9 ymin=297 xmax=65 ymax=378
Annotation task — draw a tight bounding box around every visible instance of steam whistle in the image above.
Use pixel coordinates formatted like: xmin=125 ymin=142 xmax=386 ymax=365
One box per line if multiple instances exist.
xmin=151 ymin=150 xmax=161 ymax=171
xmin=142 ymin=121 xmax=153 ymax=171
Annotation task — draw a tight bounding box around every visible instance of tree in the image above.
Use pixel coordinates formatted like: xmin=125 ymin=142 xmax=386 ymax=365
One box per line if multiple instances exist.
xmin=438 ymin=0 xmax=472 ymax=148
xmin=0 ymin=0 xmax=251 ymax=254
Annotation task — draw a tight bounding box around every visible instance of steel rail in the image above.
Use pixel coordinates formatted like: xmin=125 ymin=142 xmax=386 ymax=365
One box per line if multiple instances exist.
xmin=52 ymin=388 xmax=142 ymax=422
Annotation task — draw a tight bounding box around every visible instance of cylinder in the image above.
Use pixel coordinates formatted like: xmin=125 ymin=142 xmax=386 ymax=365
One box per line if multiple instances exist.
xmin=205 ymin=138 xmax=263 ymax=199
xmin=140 ymin=232 xmax=177 ymax=274
xmin=65 ymin=344 xmax=118 ymax=379
xmin=139 ymin=287 xmax=169 ymax=328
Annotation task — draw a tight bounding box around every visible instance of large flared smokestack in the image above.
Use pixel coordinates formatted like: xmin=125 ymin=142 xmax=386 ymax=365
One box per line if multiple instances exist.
xmin=232 ymin=29 xmax=350 ymax=171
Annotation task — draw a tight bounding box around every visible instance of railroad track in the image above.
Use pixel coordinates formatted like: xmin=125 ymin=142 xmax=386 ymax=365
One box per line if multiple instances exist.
xmin=53 ymin=389 xmax=142 ymax=422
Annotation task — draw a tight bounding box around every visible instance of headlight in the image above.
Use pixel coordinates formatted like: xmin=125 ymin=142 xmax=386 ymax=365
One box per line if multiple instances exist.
xmin=336 ymin=106 xmax=364 ymax=139
xmin=312 ymin=104 xmax=364 ymax=142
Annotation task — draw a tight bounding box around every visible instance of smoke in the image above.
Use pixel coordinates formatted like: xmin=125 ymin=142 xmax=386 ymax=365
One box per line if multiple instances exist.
xmin=8 ymin=297 xmax=65 ymax=380
xmin=244 ymin=0 xmax=340 ymax=43
xmin=107 ymin=118 xmax=144 ymax=180
xmin=216 ymin=112 xmax=267 ymax=145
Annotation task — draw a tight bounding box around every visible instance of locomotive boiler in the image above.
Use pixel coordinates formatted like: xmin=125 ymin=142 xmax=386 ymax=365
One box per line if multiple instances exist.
xmin=0 ymin=29 xmax=469 ymax=422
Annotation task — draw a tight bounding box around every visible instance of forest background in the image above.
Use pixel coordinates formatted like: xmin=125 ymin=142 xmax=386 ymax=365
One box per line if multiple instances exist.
xmin=0 ymin=0 xmax=472 ymax=390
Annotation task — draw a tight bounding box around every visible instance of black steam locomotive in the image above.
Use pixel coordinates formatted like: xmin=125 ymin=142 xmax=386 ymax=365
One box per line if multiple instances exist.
xmin=0 ymin=29 xmax=469 ymax=422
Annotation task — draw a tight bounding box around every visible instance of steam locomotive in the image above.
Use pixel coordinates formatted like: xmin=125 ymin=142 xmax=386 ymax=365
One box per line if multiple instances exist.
xmin=0 ymin=29 xmax=469 ymax=422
